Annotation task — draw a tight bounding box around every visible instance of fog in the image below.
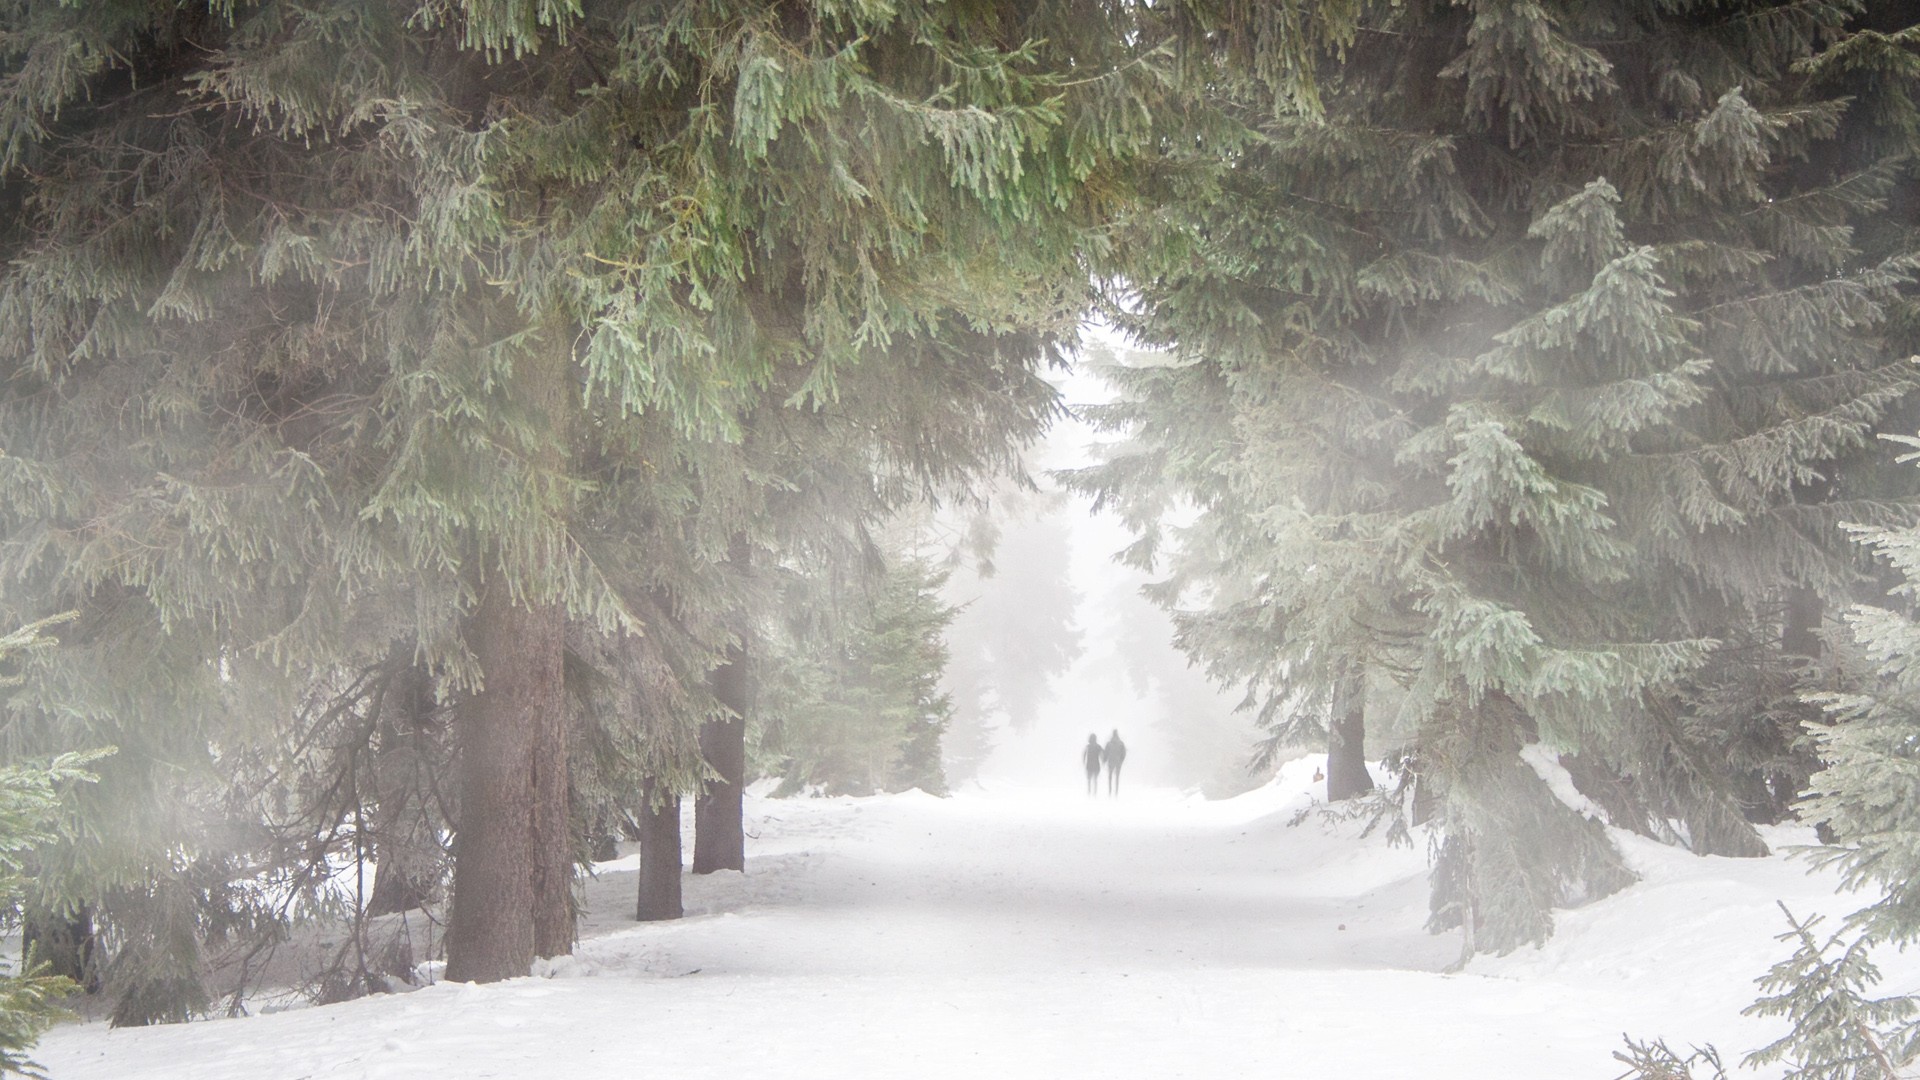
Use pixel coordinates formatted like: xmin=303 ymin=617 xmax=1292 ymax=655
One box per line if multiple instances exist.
xmin=941 ymin=353 xmax=1267 ymax=797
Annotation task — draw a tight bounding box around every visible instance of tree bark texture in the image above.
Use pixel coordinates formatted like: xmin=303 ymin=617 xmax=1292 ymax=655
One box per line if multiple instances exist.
xmin=694 ymin=535 xmax=751 ymax=875
xmin=445 ymin=578 xmax=562 ymax=982
xmin=446 ymin=324 xmax=573 ymax=981
xmin=636 ymin=779 xmax=683 ymax=922
xmin=693 ymin=637 xmax=748 ymax=874
xmin=531 ymin=658 xmax=574 ymax=958
xmin=1327 ymin=668 xmax=1374 ymax=802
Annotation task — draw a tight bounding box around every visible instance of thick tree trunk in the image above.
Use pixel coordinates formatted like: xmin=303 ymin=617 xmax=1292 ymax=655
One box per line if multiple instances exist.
xmin=529 ymin=329 xmax=576 ymax=961
xmin=636 ymin=779 xmax=683 ymax=921
xmin=447 ymin=320 xmax=574 ymax=981
xmin=1327 ymin=667 xmax=1373 ymax=802
xmin=693 ymin=638 xmax=748 ymax=874
xmin=445 ymin=579 xmax=562 ymax=982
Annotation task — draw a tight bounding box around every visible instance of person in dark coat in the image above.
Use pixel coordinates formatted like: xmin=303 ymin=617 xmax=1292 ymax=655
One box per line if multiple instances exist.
xmin=1082 ymin=733 xmax=1104 ymax=795
xmin=1103 ymin=730 xmax=1127 ymax=796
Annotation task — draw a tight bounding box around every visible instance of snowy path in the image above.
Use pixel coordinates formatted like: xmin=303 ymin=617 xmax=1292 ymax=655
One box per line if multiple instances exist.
xmin=34 ymin=760 xmax=1914 ymax=1079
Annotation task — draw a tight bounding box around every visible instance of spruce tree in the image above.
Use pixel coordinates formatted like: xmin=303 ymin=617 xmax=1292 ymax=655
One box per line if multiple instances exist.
xmin=1075 ymin=0 xmax=1920 ymax=955
xmin=0 ymin=619 xmax=103 ymax=1076
xmin=760 ymin=546 xmax=957 ymax=797
xmin=0 ymin=0 xmax=1217 ymax=996
xmin=1804 ymin=432 xmax=1920 ymax=942
xmin=1742 ymin=906 xmax=1920 ymax=1080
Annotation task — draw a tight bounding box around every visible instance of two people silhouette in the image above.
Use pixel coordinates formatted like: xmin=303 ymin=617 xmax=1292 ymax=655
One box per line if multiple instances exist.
xmin=1083 ymin=730 xmax=1127 ymax=796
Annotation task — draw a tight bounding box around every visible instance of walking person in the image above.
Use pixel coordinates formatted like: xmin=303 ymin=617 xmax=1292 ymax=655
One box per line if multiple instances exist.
xmin=1103 ymin=729 xmax=1127 ymax=796
xmin=1082 ymin=733 xmax=1104 ymax=796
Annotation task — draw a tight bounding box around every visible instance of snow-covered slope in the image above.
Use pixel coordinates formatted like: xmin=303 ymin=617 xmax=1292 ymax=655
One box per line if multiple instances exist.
xmin=34 ymin=757 xmax=1915 ymax=1079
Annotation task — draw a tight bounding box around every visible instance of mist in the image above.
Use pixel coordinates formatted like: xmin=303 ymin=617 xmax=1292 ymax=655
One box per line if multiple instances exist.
xmin=940 ymin=354 xmax=1264 ymax=796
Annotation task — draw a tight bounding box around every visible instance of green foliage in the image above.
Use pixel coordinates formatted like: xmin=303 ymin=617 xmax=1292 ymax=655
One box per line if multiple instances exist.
xmin=761 ymin=549 xmax=956 ymax=797
xmin=1422 ymin=694 xmax=1637 ymax=960
xmin=0 ymin=0 xmax=1216 ymax=1012
xmin=1742 ymin=906 xmax=1920 ymax=1080
xmin=1612 ymin=1037 xmax=1728 ymax=1080
xmin=1804 ymin=428 xmax=1920 ymax=949
xmin=1803 ymin=434 xmax=1920 ymax=943
xmin=0 ymin=962 xmax=67 ymax=1080
xmin=0 ymin=617 xmax=107 ymax=1074
xmin=1072 ymin=0 xmax=1920 ymax=956
xmin=0 ymin=749 xmax=105 ymax=1075
xmin=1614 ymin=906 xmax=1920 ymax=1080
xmin=0 ymin=616 xmax=70 ymax=690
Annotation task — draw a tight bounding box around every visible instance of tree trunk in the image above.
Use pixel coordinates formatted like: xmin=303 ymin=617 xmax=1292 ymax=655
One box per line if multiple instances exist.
xmin=366 ymin=660 xmax=437 ymax=917
xmin=1784 ymin=470 xmax=1831 ymax=664
xmin=446 ymin=320 xmax=573 ymax=981
xmin=530 ymin=688 xmax=574 ymax=958
xmin=445 ymin=578 xmax=561 ymax=983
xmin=1783 ymin=585 xmax=1824 ymax=662
xmin=529 ymin=329 xmax=577 ymax=961
xmin=636 ymin=779 xmax=683 ymax=922
xmin=1327 ymin=667 xmax=1373 ymax=802
xmin=23 ymin=905 xmax=97 ymax=993
xmin=693 ymin=637 xmax=748 ymax=873
xmin=694 ymin=535 xmax=751 ymax=875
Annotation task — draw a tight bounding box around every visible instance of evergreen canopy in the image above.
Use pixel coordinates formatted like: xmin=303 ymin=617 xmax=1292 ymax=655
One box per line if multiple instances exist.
xmin=0 ymin=0 xmax=1262 ymax=996
xmin=1073 ymin=0 xmax=1920 ymax=955
xmin=7 ymin=0 xmax=1919 ymax=1038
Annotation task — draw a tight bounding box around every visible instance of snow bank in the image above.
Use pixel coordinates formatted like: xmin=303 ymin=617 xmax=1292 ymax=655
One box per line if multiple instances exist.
xmin=34 ymin=758 xmax=1911 ymax=1080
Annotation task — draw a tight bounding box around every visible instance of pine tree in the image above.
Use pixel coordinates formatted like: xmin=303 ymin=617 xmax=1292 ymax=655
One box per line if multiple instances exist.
xmin=1612 ymin=1038 xmax=1729 ymax=1080
xmin=761 ymin=546 xmax=957 ymax=797
xmin=1613 ymin=906 xmax=1920 ymax=1079
xmin=1742 ymin=906 xmax=1920 ymax=1080
xmin=1075 ymin=0 xmax=1920 ymax=955
xmin=0 ymin=619 xmax=104 ymax=1076
xmin=0 ymin=0 xmax=1219 ymax=998
xmin=1804 ymin=433 xmax=1920 ymax=942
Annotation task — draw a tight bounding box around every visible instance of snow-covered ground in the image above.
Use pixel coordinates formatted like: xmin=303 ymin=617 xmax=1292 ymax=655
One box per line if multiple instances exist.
xmin=35 ymin=757 xmax=1917 ymax=1079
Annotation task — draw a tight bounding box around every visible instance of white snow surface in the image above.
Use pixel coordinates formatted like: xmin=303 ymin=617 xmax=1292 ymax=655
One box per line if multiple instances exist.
xmin=36 ymin=756 xmax=1920 ymax=1079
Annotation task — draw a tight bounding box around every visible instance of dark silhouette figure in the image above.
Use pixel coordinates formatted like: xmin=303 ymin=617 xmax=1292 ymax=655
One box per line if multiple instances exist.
xmin=1103 ymin=730 xmax=1127 ymax=796
xmin=1082 ymin=734 xmax=1103 ymax=795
